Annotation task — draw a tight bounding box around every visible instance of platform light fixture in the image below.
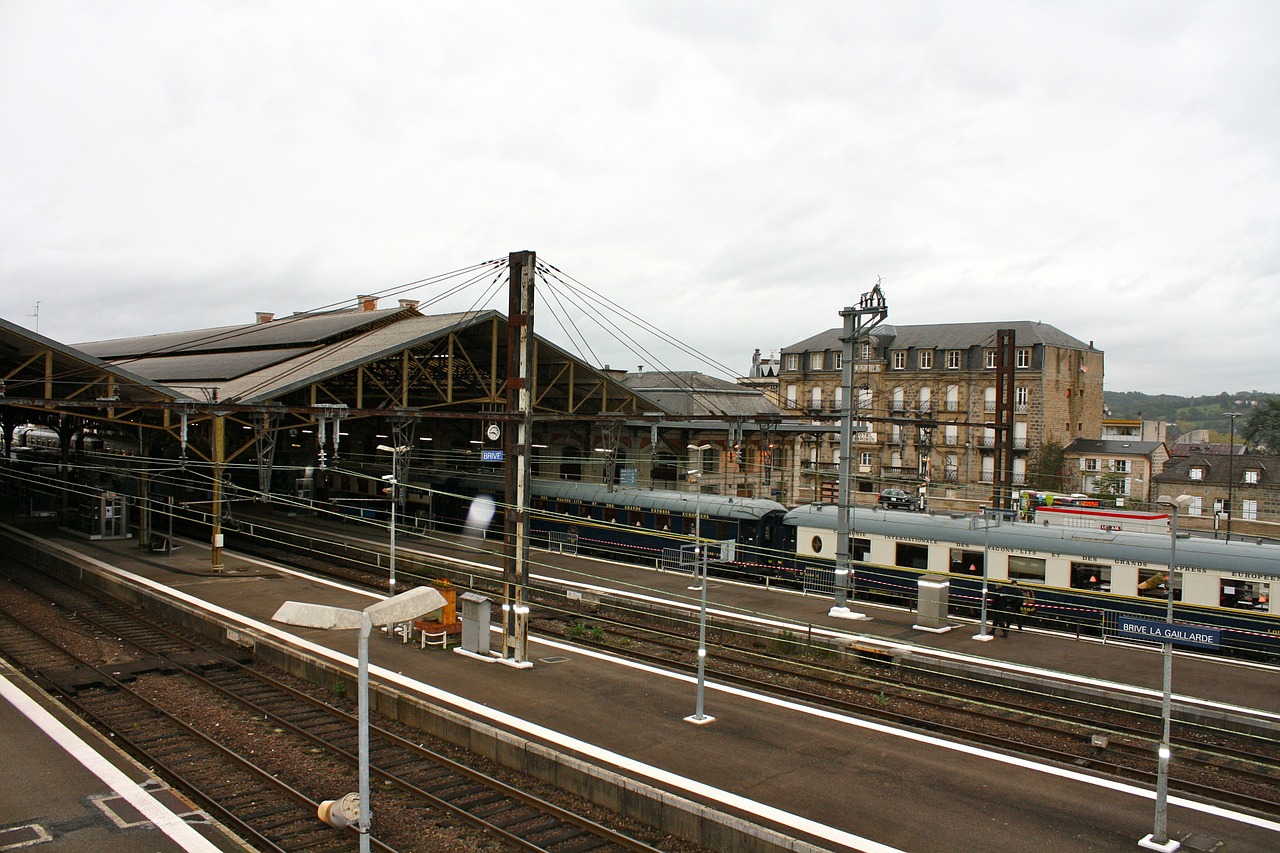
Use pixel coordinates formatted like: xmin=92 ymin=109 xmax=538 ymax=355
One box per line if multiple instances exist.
xmin=971 ymin=510 xmax=1001 ymax=642
xmin=272 ymin=587 xmax=446 ymax=853
xmin=685 ymin=443 xmax=715 ymax=725
xmin=1140 ymin=493 xmax=1192 ymax=853
xmin=377 ymin=444 xmax=409 ymax=595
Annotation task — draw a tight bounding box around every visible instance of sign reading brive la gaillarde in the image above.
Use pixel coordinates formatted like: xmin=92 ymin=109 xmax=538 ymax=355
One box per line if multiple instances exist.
xmin=1117 ymin=616 xmax=1221 ymax=650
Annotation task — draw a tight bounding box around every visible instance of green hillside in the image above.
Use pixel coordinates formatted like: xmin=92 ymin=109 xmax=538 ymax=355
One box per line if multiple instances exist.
xmin=1103 ymin=390 xmax=1279 ymax=440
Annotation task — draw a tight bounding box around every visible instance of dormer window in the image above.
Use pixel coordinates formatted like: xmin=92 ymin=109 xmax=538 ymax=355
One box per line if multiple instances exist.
xmin=1244 ymin=469 xmax=1259 ymax=484
xmin=1189 ymin=466 xmax=1203 ymax=480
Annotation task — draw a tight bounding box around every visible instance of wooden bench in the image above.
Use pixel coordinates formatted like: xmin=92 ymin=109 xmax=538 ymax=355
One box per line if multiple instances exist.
xmin=413 ymin=618 xmax=462 ymax=649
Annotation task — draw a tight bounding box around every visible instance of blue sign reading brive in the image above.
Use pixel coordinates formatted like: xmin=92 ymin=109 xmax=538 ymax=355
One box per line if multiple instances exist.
xmin=481 ymin=450 xmax=504 ymax=462
xmin=1116 ymin=616 xmax=1221 ymax=650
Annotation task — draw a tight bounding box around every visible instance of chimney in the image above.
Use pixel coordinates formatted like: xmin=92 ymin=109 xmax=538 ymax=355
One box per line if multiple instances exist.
xmin=255 ymin=312 xmax=274 ymax=324
xmin=357 ymin=295 xmax=378 ymax=312
xmin=398 ymin=299 xmax=420 ymax=311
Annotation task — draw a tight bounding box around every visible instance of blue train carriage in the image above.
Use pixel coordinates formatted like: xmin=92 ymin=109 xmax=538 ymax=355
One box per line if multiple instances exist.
xmin=784 ymin=503 xmax=1280 ymax=660
xmin=526 ymin=481 xmax=791 ymax=579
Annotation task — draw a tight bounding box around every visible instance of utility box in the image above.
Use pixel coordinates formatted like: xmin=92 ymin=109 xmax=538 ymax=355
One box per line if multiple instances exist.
xmin=914 ymin=575 xmax=951 ymax=631
xmin=459 ymin=592 xmax=492 ymax=655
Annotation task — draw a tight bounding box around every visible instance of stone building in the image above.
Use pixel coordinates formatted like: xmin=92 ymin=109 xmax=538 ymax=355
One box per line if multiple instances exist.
xmin=775 ymin=320 xmax=1105 ymax=509
xmin=1152 ymin=451 xmax=1278 ymax=539
xmin=1061 ymin=438 xmax=1169 ymax=505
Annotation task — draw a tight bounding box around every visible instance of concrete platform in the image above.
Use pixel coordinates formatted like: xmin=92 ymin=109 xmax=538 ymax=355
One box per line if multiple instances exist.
xmin=0 ymin=660 xmax=249 ymax=853
xmin=4 ymin=519 xmax=1279 ymax=853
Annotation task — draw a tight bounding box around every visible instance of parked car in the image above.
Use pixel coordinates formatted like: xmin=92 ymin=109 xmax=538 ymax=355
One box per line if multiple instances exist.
xmin=877 ymin=488 xmax=919 ymax=511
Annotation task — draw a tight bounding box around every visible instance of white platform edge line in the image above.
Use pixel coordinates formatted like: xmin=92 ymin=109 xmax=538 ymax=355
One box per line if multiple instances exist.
xmin=0 ymin=672 xmax=223 ymax=853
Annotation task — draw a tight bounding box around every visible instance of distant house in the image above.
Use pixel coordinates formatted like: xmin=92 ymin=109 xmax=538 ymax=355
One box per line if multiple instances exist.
xmin=1062 ymin=439 xmax=1169 ymax=505
xmin=1153 ymin=451 xmax=1277 ymax=538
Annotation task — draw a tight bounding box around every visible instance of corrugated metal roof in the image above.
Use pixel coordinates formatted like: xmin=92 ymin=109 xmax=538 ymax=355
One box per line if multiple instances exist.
xmin=77 ymin=307 xmax=413 ymax=358
xmin=619 ymin=371 xmax=784 ymax=417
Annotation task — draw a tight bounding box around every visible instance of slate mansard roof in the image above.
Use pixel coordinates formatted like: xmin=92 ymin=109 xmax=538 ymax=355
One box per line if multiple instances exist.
xmin=782 ymin=320 xmax=1094 ymax=357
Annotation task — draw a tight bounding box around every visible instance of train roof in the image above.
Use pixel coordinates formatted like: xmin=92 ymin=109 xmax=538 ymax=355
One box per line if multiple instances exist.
xmin=784 ymin=503 xmax=1280 ymax=578
xmin=434 ymin=471 xmax=788 ymax=521
xmin=532 ymin=480 xmax=788 ymax=521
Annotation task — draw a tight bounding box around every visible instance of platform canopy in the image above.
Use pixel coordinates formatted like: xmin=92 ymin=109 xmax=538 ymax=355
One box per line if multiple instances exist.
xmin=1 ymin=299 xmax=660 ymax=465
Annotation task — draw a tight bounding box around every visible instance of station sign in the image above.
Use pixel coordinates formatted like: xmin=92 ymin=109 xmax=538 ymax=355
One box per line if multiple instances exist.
xmin=481 ymin=450 xmax=504 ymax=462
xmin=1116 ymin=616 xmax=1221 ymax=650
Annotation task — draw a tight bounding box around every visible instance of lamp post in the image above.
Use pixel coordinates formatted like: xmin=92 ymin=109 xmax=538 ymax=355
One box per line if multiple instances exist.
xmin=1225 ymin=413 xmax=1241 ymax=543
xmin=685 ymin=443 xmax=715 ymax=725
xmin=1140 ymin=493 xmax=1191 ymax=853
xmin=376 ymin=444 xmax=409 ymax=594
xmin=272 ymin=587 xmax=447 ymax=853
xmin=971 ymin=511 xmax=1000 ymax=641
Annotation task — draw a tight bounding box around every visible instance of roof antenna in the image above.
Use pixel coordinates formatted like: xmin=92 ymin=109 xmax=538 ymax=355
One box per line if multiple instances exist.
xmin=28 ymin=301 xmax=40 ymax=333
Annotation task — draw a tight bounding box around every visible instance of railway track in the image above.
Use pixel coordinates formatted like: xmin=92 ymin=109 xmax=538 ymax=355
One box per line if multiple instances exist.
xmin=0 ymin=561 xmax=676 ymax=853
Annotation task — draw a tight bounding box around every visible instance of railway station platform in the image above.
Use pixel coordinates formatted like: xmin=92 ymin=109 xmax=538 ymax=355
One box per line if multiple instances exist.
xmin=3 ymin=515 xmax=1279 ymax=853
xmin=0 ymin=659 xmax=249 ymax=852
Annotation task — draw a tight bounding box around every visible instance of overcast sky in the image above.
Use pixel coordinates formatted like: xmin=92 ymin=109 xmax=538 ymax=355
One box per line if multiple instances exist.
xmin=2 ymin=1 xmax=1277 ymax=396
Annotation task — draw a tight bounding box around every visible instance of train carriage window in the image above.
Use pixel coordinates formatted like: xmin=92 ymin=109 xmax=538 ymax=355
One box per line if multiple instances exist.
xmin=895 ymin=543 xmax=929 ymax=570
xmin=1008 ymin=555 xmax=1046 ymax=584
xmin=603 ymin=506 xmax=618 ymax=524
xmin=1071 ymin=562 xmax=1110 ymax=592
xmin=653 ymin=511 xmax=671 ymax=532
xmin=853 ymin=537 xmax=871 ymax=562
xmin=1221 ymin=580 xmax=1268 ymax=610
xmin=1138 ymin=568 xmax=1180 ymax=600
xmin=950 ymin=548 xmax=985 ymax=575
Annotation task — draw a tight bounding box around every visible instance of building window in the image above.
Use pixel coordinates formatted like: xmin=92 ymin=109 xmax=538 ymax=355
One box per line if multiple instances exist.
xmin=1243 ymin=499 xmax=1258 ymax=520
xmin=810 ymin=352 xmax=824 ymax=370
xmin=1084 ymin=458 xmax=1099 ymax=472
xmin=785 ymin=353 xmax=799 ymax=371
xmin=1189 ymin=466 xmax=1203 ymax=480
xmin=892 ymin=351 xmax=906 ymax=370
xmin=861 ymin=341 xmax=872 ymax=360
xmin=833 ymin=351 xmax=843 ymax=370
xmin=984 ymin=349 xmax=998 ymax=369
xmin=891 ymin=387 xmax=905 ymax=410
xmin=1015 ymin=386 xmax=1028 ymax=412
xmin=918 ymin=386 xmax=931 ymax=412
xmin=945 ymin=384 xmax=959 ymax=410
xmin=834 ymin=386 xmax=843 ymax=408
xmin=947 ymin=350 xmax=961 ymax=369
xmin=1113 ymin=459 xmax=1130 ymax=473
xmin=1244 ymin=469 xmax=1259 ymax=484
xmin=857 ymin=384 xmax=873 ymax=408
xmin=1187 ymin=496 xmax=1202 ymax=516
xmin=786 ymin=384 xmax=797 ymax=407
xmin=1016 ymin=348 xmax=1031 ymax=368
xmin=918 ymin=350 xmax=933 ymax=369
xmin=811 ymin=387 xmax=823 ymax=410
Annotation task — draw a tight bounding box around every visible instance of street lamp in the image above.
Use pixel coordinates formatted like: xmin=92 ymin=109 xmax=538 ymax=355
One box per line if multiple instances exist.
xmin=272 ymin=586 xmax=447 ymax=853
xmin=376 ymin=444 xmax=409 ymax=594
xmin=685 ymin=443 xmax=715 ymax=726
xmin=971 ymin=511 xmax=1000 ymax=641
xmin=1225 ymin=413 xmax=1241 ymax=543
xmin=1140 ymin=493 xmax=1192 ymax=853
